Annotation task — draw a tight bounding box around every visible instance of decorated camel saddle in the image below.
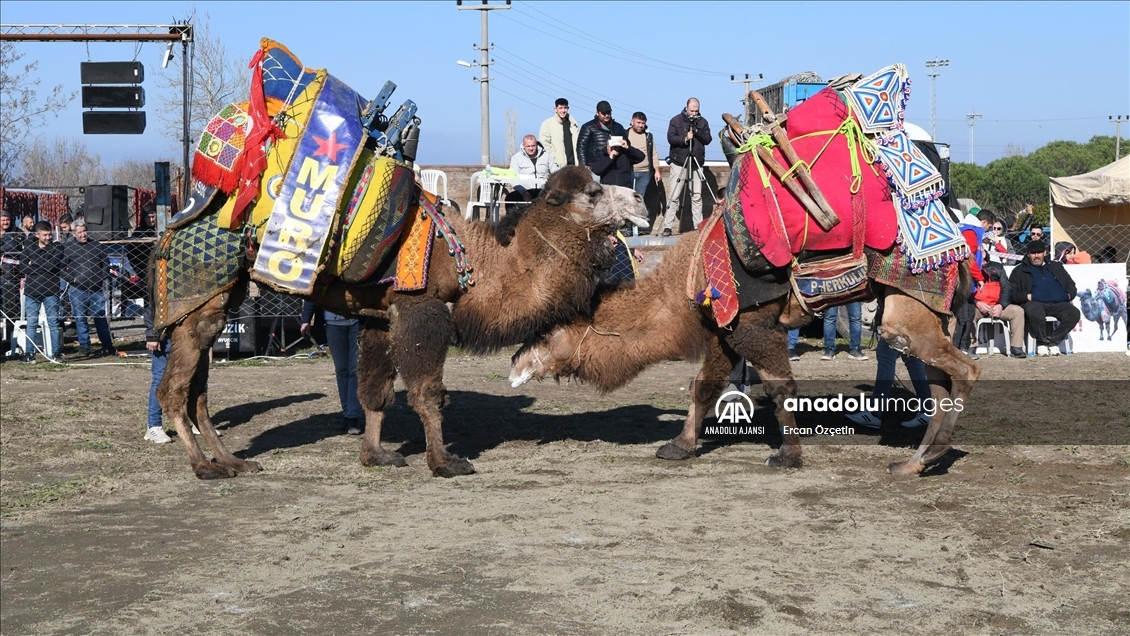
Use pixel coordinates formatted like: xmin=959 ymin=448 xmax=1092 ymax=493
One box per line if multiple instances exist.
xmin=153 ymin=39 xmax=469 ymax=332
xmin=691 ymin=63 xmax=970 ymax=327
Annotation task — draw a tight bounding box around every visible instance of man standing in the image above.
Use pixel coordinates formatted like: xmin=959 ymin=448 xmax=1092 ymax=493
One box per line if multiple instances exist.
xmin=626 ymin=112 xmax=663 ymax=199
xmin=507 ymin=134 xmax=559 ymax=203
xmin=661 ymin=98 xmax=712 ymax=237
xmin=62 ymin=220 xmax=115 ymax=358
xmin=577 ymin=101 xmax=642 ymax=187
xmin=18 ymin=221 xmax=64 ymax=362
xmin=1 ymin=213 xmax=25 ymax=359
xmin=301 ymin=301 xmax=363 ymax=435
xmin=1008 ymin=240 xmax=1080 ymax=356
xmin=539 ymin=98 xmax=579 ymax=168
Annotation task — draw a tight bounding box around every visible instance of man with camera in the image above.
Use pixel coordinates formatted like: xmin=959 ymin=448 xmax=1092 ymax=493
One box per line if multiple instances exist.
xmin=576 ymin=101 xmax=643 ymax=187
xmin=661 ymin=98 xmax=712 ymax=237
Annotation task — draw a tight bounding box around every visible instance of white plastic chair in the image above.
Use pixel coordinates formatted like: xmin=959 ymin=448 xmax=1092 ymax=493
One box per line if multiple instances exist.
xmin=466 ymin=170 xmax=492 ymax=220
xmin=419 ymin=169 xmax=448 ymax=202
xmin=975 ymin=317 xmax=1011 ymax=356
xmin=1027 ymin=315 xmax=1073 ymax=355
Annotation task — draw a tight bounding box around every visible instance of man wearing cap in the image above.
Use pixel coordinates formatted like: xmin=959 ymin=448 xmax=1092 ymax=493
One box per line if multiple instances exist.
xmin=538 ymin=98 xmax=580 ymax=168
xmin=1008 ymin=239 xmax=1080 ymax=356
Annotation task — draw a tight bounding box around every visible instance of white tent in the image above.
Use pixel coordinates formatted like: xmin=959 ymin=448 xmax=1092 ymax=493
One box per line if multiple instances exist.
xmin=1049 ymin=155 xmax=1130 ymax=262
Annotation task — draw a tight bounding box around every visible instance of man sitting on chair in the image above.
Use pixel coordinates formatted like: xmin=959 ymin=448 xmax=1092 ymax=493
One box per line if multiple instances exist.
xmin=505 ymin=134 xmax=559 ymax=207
xmin=1008 ymin=239 xmax=1080 ymax=356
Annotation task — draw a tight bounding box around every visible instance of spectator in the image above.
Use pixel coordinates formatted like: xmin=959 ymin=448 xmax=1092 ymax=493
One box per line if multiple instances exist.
xmin=788 ymin=327 xmax=800 ymax=361
xmin=626 ymin=112 xmax=663 ymax=199
xmin=1098 ymin=246 xmax=1118 ymax=264
xmin=952 ymin=211 xmax=990 ymax=358
xmin=300 ymin=301 xmax=363 ymax=435
xmin=18 ymin=221 xmax=63 ymax=363
xmin=661 ymin=97 xmax=712 ymax=237
xmin=142 ymin=301 xmax=173 ymax=443
xmin=57 ymin=214 xmax=75 ymax=242
xmin=1008 ymin=240 xmax=1081 ymax=356
xmin=538 ymin=98 xmax=580 ymax=168
xmin=1025 ymin=225 xmax=1046 ymax=249
xmin=1 ymin=213 xmax=25 ymax=359
xmin=20 ymin=214 xmax=35 ymax=236
xmin=984 ymin=214 xmax=1011 ymax=263
xmin=974 ymin=244 xmax=1027 ymax=358
xmin=134 ymin=204 xmax=159 ymax=239
xmin=845 ymin=339 xmax=933 ymax=429
xmin=62 ymin=221 xmax=115 ymax=358
xmin=1054 ymin=241 xmax=1091 ymax=264
xmin=577 ymin=101 xmax=642 ymax=187
xmin=506 ymin=134 xmax=558 ymax=204
xmin=822 ymin=302 xmax=868 ymax=361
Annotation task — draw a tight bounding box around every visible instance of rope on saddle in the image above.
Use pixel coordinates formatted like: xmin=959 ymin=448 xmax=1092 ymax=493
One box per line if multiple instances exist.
xmin=419 ymin=193 xmax=474 ymax=290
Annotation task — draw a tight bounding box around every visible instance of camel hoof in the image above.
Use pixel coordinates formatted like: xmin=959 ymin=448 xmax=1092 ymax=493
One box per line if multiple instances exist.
xmin=656 ymin=442 xmax=695 ymax=461
xmin=765 ymin=453 xmax=803 ymax=469
xmin=431 ymin=456 xmax=475 ymax=478
xmin=887 ymin=460 xmax=925 ymax=476
xmin=361 ymin=445 xmax=408 ymax=468
xmin=193 ymin=462 xmax=238 ymax=480
xmin=235 ymin=460 xmax=262 ymax=474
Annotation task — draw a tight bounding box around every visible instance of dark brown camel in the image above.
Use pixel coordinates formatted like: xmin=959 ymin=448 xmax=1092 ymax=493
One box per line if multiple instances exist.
xmin=510 ymin=231 xmax=981 ymax=475
xmin=155 ymin=167 xmax=648 ymax=479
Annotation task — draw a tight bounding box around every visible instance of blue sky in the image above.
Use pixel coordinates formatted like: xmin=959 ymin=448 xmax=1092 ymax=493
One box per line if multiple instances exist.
xmin=3 ymin=1 xmax=1128 ymax=168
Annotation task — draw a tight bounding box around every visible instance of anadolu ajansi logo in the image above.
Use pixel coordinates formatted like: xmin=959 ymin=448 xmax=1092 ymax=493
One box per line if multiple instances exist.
xmin=715 ymin=390 xmax=756 ymax=425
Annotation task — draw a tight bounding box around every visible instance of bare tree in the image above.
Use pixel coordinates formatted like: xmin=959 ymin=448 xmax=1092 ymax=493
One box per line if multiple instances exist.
xmin=111 ymin=158 xmax=161 ymax=190
xmin=19 ymin=137 xmax=106 ymax=189
xmin=1003 ymin=142 xmax=1027 ymax=158
xmin=0 ymin=42 xmax=77 ymax=184
xmin=154 ymin=8 xmax=249 ymax=152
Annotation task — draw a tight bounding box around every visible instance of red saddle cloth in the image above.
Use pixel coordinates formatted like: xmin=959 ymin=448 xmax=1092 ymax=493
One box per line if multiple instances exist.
xmin=738 ymin=87 xmax=898 ymax=268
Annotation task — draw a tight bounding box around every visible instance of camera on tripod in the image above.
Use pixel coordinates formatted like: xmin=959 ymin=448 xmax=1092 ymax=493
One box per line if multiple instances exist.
xmin=686 ymin=114 xmax=701 ymax=123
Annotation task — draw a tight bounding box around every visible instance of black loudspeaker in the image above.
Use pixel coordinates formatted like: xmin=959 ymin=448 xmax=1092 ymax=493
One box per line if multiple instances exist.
xmin=83 ymin=185 xmax=131 ymax=237
xmin=213 ymin=299 xmax=258 ymax=356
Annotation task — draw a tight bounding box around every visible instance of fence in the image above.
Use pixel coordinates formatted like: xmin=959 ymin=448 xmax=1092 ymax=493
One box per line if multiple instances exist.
xmin=1052 ymin=223 xmax=1130 ymax=271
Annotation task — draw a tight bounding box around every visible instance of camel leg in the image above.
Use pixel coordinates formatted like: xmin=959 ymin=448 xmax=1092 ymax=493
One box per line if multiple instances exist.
xmin=357 ymin=319 xmax=408 ymax=468
xmin=158 ymin=294 xmax=239 ymax=480
xmin=656 ymin=335 xmax=738 ymax=460
xmin=389 ymin=296 xmax=474 ymax=477
xmin=879 ymin=292 xmax=981 ymax=476
xmin=188 ymin=361 xmax=261 ymax=474
xmin=726 ymin=306 xmax=804 ymax=469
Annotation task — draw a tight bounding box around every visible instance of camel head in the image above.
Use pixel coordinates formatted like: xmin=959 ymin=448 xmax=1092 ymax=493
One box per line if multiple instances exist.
xmin=509 ymin=325 xmax=581 ymax=387
xmin=541 ymin=166 xmax=648 ymax=232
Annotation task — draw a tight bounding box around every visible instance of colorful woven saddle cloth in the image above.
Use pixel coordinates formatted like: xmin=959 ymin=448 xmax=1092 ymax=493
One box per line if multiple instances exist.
xmin=868 ymin=247 xmax=960 ymax=315
xmin=151 ymin=210 xmax=247 ymax=332
xmin=733 ymin=86 xmax=898 ymax=270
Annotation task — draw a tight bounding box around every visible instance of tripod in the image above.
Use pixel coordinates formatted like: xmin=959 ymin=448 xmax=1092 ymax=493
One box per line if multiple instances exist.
xmin=662 ymin=131 xmax=718 ymax=235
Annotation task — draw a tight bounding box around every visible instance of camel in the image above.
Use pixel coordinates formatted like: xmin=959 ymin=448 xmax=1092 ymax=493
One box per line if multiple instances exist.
xmin=155 ymin=166 xmax=648 ymax=479
xmin=509 ymin=230 xmax=981 ymax=475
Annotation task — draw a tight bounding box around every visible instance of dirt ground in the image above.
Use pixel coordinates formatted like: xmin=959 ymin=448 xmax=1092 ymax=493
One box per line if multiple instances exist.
xmin=1 ymin=338 xmax=1128 ymax=635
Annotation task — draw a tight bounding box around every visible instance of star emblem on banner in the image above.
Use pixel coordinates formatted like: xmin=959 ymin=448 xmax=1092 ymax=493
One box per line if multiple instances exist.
xmin=313 ymin=130 xmax=348 ymax=163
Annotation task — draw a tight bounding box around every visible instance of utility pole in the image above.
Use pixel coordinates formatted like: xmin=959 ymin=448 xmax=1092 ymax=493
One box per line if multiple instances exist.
xmin=1111 ymin=115 xmax=1128 ymax=160
xmin=457 ymin=0 xmax=510 ymax=166
xmin=730 ymin=73 xmax=763 ymax=126
xmin=925 ymin=58 xmax=948 ymax=142
xmin=966 ymin=110 xmax=982 ymax=163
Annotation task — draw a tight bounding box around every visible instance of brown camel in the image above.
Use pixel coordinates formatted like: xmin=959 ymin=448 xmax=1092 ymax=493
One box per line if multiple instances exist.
xmin=156 ymin=166 xmax=648 ymax=479
xmin=510 ymin=231 xmax=981 ymax=475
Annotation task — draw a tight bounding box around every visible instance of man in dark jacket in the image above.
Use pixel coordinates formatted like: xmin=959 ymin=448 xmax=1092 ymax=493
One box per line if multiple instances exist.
xmin=1 ymin=213 xmax=25 ymax=357
xmin=576 ymin=101 xmax=643 ymax=187
xmin=661 ymin=97 xmax=712 ymax=236
xmin=62 ymin=220 xmax=114 ymax=357
xmin=18 ymin=221 xmax=64 ymax=362
xmin=1008 ymin=240 xmax=1080 ymax=356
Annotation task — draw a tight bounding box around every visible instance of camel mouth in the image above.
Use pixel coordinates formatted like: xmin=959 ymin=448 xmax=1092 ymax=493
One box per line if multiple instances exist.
xmin=509 ymin=366 xmax=535 ymax=388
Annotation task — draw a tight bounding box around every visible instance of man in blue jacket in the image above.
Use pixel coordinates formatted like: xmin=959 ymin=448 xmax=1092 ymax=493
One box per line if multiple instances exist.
xmin=1008 ymin=240 xmax=1080 ymax=356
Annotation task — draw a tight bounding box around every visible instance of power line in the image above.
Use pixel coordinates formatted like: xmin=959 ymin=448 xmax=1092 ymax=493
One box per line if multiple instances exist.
xmin=497 ymin=12 xmax=725 ymax=77
xmin=937 ymin=116 xmax=1107 ymax=123
xmin=514 ymin=4 xmax=729 ymax=77
xmin=492 ymin=51 xmax=654 ymax=117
